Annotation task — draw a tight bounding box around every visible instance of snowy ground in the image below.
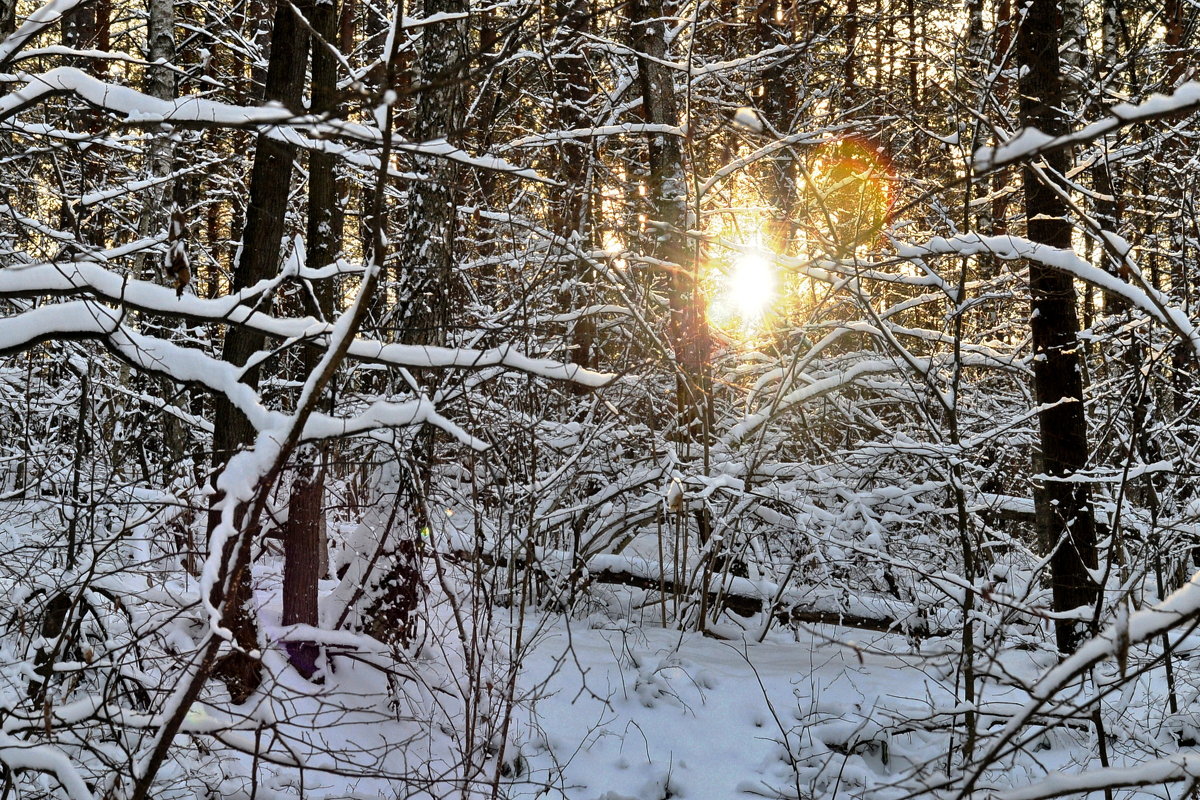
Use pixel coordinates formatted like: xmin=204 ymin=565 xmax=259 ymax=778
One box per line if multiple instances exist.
xmin=512 ymin=617 xmax=976 ymax=800
xmin=515 ymin=618 xmax=946 ymax=800
xmin=64 ymin=551 xmax=1193 ymax=800
xmin=493 ymin=612 xmax=1188 ymax=800
xmin=235 ymin=587 xmax=1077 ymax=800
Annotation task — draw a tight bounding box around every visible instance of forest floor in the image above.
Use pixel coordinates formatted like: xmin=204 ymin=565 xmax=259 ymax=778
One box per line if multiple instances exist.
xmin=234 ymin=561 xmax=1124 ymax=800
xmin=511 ymin=615 xmax=1026 ymax=800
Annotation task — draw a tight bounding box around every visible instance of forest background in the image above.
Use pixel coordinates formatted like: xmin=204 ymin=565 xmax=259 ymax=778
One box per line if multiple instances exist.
xmin=0 ymin=0 xmax=1199 ymax=797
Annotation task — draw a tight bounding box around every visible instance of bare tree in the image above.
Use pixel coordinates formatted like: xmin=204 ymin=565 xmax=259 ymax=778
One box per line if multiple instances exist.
xmin=209 ymin=0 xmax=314 ymax=700
xmin=1016 ymin=0 xmax=1100 ymax=654
xmin=631 ymin=0 xmax=711 ymax=441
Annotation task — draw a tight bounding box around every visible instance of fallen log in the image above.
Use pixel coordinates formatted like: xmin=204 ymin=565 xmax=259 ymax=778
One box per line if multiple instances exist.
xmin=443 ymin=546 xmax=954 ymax=637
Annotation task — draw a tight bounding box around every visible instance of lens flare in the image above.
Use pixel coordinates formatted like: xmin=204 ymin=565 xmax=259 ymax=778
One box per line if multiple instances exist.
xmin=807 ymin=138 xmax=894 ymax=252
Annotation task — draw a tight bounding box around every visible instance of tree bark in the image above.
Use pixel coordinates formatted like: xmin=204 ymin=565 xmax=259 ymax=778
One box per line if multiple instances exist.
xmin=549 ymin=0 xmax=597 ymax=374
xmin=632 ymin=0 xmax=711 ymax=441
xmin=394 ymin=0 xmax=468 ymax=347
xmin=1094 ymin=0 xmax=1127 ymax=315
xmin=0 ymin=0 xmax=14 ymax=41
xmin=282 ymin=444 xmax=325 ymax=676
xmin=363 ymin=0 xmax=470 ymax=649
xmin=549 ymin=2 xmax=594 ymax=286
xmin=756 ymin=0 xmax=797 ymax=256
xmin=209 ymin=0 xmax=313 ymax=701
xmin=282 ymin=0 xmax=343 ymax=679
xmin=1017 ymin=0 xmax=1099 ymax=654
xmin=843 ymin=0 xmax=858 ymax=105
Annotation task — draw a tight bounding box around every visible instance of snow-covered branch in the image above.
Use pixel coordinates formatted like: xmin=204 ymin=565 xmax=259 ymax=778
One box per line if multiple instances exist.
xmin=974 ymin=81 xmax=1200 ymax=172
xmin=893 ymin=233 xmax=1200 ymax=359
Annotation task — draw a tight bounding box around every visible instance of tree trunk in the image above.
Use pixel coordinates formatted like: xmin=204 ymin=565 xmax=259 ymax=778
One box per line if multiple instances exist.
xmin=988 ymin=0 xmax=1014 ymax=245
xmin=282 ymin=0 xmax=343 ymax=679
xmin=364 ymin=0 xmax=470 ymax=648
xmin=550 ymin=0 xmax=597 ymax=374
xmin=1094 ymin=0 xmax=1127 ymax=315
xmin=843 ymin=0 xmax=858 ymax=105
xmin=632 ymin=0 xmax=711 ymax=441
xmin=209 ymin=0 xmax=313 ymax=701
xmin=0 ymin=0 xmax=15 ymax=41
xmin=756 ymin=0 xmax=797 ymax=256
xmin=282 ymin=445 xmax=325 ymax=676
xmin=1017 ymin=0 xmax=1099 ymax=654
xmin=60 ymin=0 xmax=109 ymax=249
xmin=1163 ymin=0 xmax=1188 ymax=88
xmin=395 ymin=0 xmax=468 ymax=347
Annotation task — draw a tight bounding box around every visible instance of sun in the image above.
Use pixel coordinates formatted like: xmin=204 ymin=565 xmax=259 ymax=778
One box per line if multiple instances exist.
xmin=710 ymin=250 xmax=778 ymax=332
xmin=728 ymin=253 xmax=776 ymax=319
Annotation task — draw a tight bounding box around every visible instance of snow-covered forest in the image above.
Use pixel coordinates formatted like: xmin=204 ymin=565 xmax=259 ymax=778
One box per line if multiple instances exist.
xmin=1 ymin=0 xmax=1200 ymax=796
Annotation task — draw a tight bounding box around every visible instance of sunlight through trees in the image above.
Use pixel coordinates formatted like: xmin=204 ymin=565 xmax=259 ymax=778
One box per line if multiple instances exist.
xmin=0 ymin=0 xmax=1198 ymax=797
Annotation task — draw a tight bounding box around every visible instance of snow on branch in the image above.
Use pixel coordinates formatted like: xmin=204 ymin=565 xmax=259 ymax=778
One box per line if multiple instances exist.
xmin=0 ymin=67 xmax=543 ymax=179
xmin=0 ymin=260 xmax=613 ymax=386
xmin=0 ymin=300 xmax=546 ymax=447
xmin=0 ymin=0 xmax=89 ymax=66
xmin=108 ymin=325 xmax=283 ymax=432
xmin=998 ymin=755 xmax=1200 ymax=800
xmin=974 ymin=81 xmax=1200 ymax=172
xmin=893 ymin=233 xmax=1200 ymax=359
xmin=727 ymin=360 xmax=905 ymax=443
xmin=962 ymin=571 xmax=1200 ymax=799
xmin=301 ymin=396 xmax=484 ymax=449
xmin=501 ymin=123 xmax=685 ymax=150
xmin=700 ymin=129 xmax=841 ymax=198
xmin=0 ymin=299 xmax=120 ymax=355
xmin=0 ymin=732 xmax=94 ymax=800
xmin=0 ymin=67 xmax=303 ymax=127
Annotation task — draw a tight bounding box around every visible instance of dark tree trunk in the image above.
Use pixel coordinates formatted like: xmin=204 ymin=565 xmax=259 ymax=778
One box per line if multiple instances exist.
xmin=843 ymin=0 xmax=858 ymax=105
xmin=1163 ymin=0 xmax=1188 ymax=88
xmin=1017 ymin=0 xmax=1099 ymax=654
xmin=282 ymin=0 xmax=343 ymax=679
xmin=339 ymin=0 xmax=357 ymax=54
xmin=755 ymin=0 xmax=797 ymax=255
xmin=209 ymin=0 xmax=313 ymax=701
xmin=363 ymin=0 xmax=470 ymax=648
xmin=395 ymin=0 xmax=468 ymax=347
xmin=0 ymin=0 xmax=14 ymax=40
xmin=282 ymin=445 xmax=325 ymax=676
xmin=60 ymin=0 xmax=109 ymax=248
xmin=988 ymin=0 xmax=1014 ymax=244
xmin=1080 ymin=0 xmax=1125 ymax=315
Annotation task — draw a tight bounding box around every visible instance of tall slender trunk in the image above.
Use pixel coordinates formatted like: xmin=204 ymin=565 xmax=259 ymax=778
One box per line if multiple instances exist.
xmin=60 ymin=0 xmax=109 ymax=248
xmin=364 ymin=0 xmax=470 ymax=648
xmin=282 ymin=0 xmax=343 ymax=679
xmin=395 ymin=0 xmax=468 ymax=347
xmin=209 ymin=0 xmax=313 ymax=701
xmin=988 ymin=0 xmax=1014 ymax=246
xmin=757 ymin=0 xmax=797 ymax=255
xmin=632 ymin=0 xmax=711 ymax=441
xmin=0 ymin=0 xmax=13 ymax=38
xmin=550 ymin=0 xmax=597 ymax=373
xmin=1163 ymin=0 xmax=1188 ymax=88
xmin=843 ymin=0 xmax=858 ymax=105
xmin=136 ymin=0 xmax=193 ymax=470
xmin=1017 ymin=0 xmax=1099 ymax=654
xmin=1095 ymin=0 xmax=1127 ymax=315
